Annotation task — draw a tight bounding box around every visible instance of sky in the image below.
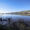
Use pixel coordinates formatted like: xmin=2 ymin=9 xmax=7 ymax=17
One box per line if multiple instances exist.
xmin=0 ymin=0 xmax=30 ymax=13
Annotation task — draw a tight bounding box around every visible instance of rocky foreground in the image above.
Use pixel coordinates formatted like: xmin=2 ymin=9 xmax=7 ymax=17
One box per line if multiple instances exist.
xmin=0 ymin=18 xmax=30 ymax=30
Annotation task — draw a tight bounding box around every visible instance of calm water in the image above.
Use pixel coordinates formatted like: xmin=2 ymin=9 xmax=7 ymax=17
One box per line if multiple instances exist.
xmin=0 ymin=14 xmax=30 ymax=21
xmin=0 ymin=14 xmax=30 ymax=25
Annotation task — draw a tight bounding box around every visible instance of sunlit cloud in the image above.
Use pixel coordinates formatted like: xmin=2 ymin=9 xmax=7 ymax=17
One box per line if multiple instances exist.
xmin=0 ymin=8 xmax=24 ymax=13
xmin=1 ymin=8 xmax=3 ymax=9
xmin=0 ymin=8 xmax=12 ymax=13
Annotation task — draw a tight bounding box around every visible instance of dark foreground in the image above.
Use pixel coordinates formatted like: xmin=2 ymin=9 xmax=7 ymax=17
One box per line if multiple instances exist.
xmin=0 ymin=17 xmax=30 ymax=30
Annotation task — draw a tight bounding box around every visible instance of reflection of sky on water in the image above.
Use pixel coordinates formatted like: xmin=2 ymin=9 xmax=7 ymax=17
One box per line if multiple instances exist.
xmin=0 ymin=14 xmax=30 ymax=21
xmin=2 ymin=21 xmax=8 ymax=25
xmin=0 ymin=21 xmax=8 ymax=25
xmin=0 ymin=14 xmax=30 ymax=25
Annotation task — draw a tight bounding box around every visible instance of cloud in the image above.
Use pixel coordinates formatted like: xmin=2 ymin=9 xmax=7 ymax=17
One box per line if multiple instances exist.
xmin=1 ymin=8 xmax=3 ymax=9
xmin=0 ymin=10 xmax=11 ymax=13
xmin=0 ymin=8 xmax=12 ymax=13
xmin=0 ymin=8 xmax=24 ymax=13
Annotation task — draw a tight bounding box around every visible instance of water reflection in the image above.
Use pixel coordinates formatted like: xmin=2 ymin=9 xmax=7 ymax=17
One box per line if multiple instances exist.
xmin=0 ymin=14 xmax=30 ymax=30
xmin=0 ymin=14 xmax=30 ymax=25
